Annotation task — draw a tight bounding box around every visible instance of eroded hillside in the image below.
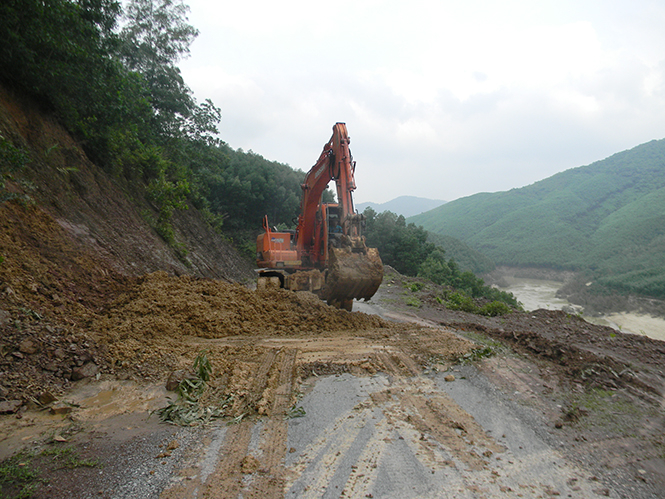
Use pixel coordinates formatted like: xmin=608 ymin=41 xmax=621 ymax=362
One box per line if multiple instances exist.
xmin=0 ymin=85 xmax=253 ymax=282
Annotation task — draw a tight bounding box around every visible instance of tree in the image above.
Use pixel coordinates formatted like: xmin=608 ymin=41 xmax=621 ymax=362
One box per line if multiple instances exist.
xmin=0 ymin=0 xmax=154 ymax=164
xmin=118 ymin=0 xmax=199 ymax=136
xmin=418 ymin=249 xmax=453 ymax=285
xmin=363 ymin=208 xmax=435 ymax=276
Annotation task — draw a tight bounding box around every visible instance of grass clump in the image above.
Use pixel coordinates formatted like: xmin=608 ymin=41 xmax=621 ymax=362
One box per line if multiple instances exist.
xmin=446 ymin=292 xmax=477 ymax=313
xmin=563 ymin=388 xmax=648 ymax=432
xmin=40 ymin=446 xmax=100 ymax=470
xmin=457 ymin=345 xmax=496 ymax=364
xmin=286 ymin=406 xmax=306 ymax=419
xmin=0 ymin=444 xmax=100 ymax=499
xmin=405 ymin=296 xmax=422 ymax=308
xmin=446 ymin=292 xmax=512 ymax=317
xmin=478 ymin=301 xmax=512 ymax=317
xmin=0 ymin=451 xmax=40 ymax=499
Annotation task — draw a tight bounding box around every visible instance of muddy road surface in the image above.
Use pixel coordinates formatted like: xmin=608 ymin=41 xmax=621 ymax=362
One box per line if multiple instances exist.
xmin=2 ymin=269 xmax=665 ymax=498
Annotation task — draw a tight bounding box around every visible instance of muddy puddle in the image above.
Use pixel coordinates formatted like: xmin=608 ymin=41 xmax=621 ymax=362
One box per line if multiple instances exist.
xmin=0 ymin=379 xmax=169 ymax=461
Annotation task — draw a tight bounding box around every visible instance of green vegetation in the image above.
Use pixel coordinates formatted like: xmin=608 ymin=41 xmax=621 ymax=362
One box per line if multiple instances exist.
xmin=0 ymin=0 xmax=315 ymax=250
xmin=458 ymin=330 xmax=508 ymax=353
xmin=157 ymin=350 xmax=231 ymax=426
xmin=39 ymin=446 xmax=100 ymax=469
xmin=364 ymin=208 xmax=434 ymax=277
xmin=562 ymin=388 xmax=652 ymax=433
xmin=410 ymin=139 xmax=665 ymax=300
xmin=286 ymin=406 xmax=307 ymax=419
xmin=445 ymin=291 xmax=477 ymax=313
xmin=426 ymin=232 xmax=495 ymax=274
xmin=364 ymin=208 xmax=519 ymax=313
xmin=457 ymin=345 xmax=496 ymax=364
xmin=0 ymin=444 xmax=100 ymax=498
xmin=0 ymin=134 xmax=29 ymax=204
xmin=0 ymin=451 xmax=40 ymax=499
xmin=478 ymin=301 xmax=512 ymax=317
xmin=441 ymin=292 xmax=509 ymax=316
xmin=405 ymin=295 xmax=422 ymax=308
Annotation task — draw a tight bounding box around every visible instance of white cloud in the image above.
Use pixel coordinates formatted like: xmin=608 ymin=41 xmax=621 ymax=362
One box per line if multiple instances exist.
xmin=179 ymin=0 xmax=665 ymax=203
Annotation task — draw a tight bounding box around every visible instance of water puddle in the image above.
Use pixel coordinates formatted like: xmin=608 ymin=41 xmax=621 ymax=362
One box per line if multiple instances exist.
xmin=0 ymin=379 xmax=169 ymax=460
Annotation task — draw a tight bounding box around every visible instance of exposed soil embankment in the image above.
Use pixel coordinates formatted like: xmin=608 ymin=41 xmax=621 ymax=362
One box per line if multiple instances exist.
xmin=0 ymin=84 xmax=253 ymax=282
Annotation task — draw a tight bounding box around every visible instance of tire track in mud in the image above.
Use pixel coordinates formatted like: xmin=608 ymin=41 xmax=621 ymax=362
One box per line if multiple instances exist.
xmin=286 ymin=403 xmax=382 ymax=497
xmin=374 ymin=348 xmax=504 ymax=471
xmin=397 ymin=391 xmax=504 ymax=471
xmin=284 ymin=352 xmax=509 ymax=498
xmin=375 ymin=351 xmax=420 ymax=378
xmin=284 ymin=366 xmax=612 ymax=498
xmin=199 ymin=420 xmax=254 ymax=498
xmin=243 ymin=348 xmax=298 ymax=498
xmin=193 ymin=348 xmax=298 ymax=499
xmin=246 ymin=347 xmax=279 ymax=416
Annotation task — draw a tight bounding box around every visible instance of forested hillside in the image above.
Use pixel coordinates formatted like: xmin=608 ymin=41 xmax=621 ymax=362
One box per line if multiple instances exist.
xmin=0 ymin=0 xmax=315 ymax=249
xmin=361 ymin=208 xmax=517 ymax=310
xmin=425 ymin=232 xmax=495 ymax=275
xmin=356 ymin=196 xmax=445 ymax=218
xmin=410 ymin=139 xmax=665 ymax=299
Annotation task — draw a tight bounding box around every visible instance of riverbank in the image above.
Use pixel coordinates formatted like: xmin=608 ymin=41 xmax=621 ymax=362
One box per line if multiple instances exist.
xmin=486 ymin=268 xmax=665 ymax=342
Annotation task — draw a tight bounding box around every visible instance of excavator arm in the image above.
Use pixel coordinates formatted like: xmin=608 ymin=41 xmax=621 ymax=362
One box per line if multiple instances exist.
xmin=257 ymin=123 xmax=383 ymax=311
xmin=297 ymin=123 xmax=357 ymax=256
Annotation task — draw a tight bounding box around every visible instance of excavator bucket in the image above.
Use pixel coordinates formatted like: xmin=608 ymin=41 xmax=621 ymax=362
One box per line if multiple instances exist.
xmin=323 ymin=246 xmax=383 ymax=310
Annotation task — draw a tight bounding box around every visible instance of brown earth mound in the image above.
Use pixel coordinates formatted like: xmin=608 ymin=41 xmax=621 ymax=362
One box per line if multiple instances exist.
xmin=92 ymin=270 xmax=407 ymax=382
xmin=98 ymin=271 xmax=389 ymax=341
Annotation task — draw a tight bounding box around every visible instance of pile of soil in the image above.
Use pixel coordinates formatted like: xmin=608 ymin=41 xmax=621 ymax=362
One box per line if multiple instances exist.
xmin=98 ymin=271 xmax=389 ymax=341
xmin=92 ymin=270 xmax=404 ymax=382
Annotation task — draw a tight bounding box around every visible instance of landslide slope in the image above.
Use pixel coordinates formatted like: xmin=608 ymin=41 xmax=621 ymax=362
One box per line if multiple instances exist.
xmin=0 ymin=84 xmax=253 ymax=401
xmin=0 ymin=84 xmax=253 ymax=282
xmin=410 ymin=138 xmax=665 ymax=298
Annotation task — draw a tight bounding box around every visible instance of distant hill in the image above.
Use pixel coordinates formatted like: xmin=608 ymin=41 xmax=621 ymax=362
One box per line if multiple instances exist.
xmin=357 ymin=196 xmax=446 ymax=218
xmin=409 ymin=139 xmax=665 ymax=299
xmin=426 ymin=232 xmax=495 ymax=275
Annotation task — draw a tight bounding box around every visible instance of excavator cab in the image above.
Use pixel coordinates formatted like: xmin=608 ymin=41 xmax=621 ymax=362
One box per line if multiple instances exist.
xmin=327 ymin=206 xmax=343 ymax=248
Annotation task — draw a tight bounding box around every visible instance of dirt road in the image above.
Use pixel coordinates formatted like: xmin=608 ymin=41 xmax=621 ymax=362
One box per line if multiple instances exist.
xmin=2 ymin=268 xmax=664 ymax=498
xmin=0 ymin=329 xmax=618 ymax=499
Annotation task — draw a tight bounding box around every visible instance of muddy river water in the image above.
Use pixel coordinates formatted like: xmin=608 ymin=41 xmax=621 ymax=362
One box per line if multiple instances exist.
xmin=496 ymin=277 xmax=665 ymax=342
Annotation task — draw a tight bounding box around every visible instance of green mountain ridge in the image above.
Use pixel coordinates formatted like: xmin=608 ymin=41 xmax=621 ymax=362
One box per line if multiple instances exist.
xmin=425 ymin=232 xmax=495 ymax=275
xmin=356 ymin=196 xmax=446 ymax=218
xmin=409 ymin=138 xmax=665 ymax=298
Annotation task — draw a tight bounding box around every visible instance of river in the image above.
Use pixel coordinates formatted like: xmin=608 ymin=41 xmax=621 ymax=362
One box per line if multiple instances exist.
xmin=496 ymin=276 xmax=665 ymax=342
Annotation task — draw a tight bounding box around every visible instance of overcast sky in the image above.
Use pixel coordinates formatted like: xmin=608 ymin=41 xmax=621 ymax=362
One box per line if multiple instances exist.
xmin=178 ymin=0 xmax=665 ymax=204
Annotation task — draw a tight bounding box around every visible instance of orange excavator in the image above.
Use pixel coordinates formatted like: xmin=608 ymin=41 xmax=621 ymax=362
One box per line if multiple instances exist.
xmin=256 ymin=123 xmax=383 ymax=311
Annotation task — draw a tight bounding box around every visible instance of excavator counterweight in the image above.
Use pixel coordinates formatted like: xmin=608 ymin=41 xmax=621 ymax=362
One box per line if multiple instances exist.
xmin=256 ymin=123 xmax=383 ymax=311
